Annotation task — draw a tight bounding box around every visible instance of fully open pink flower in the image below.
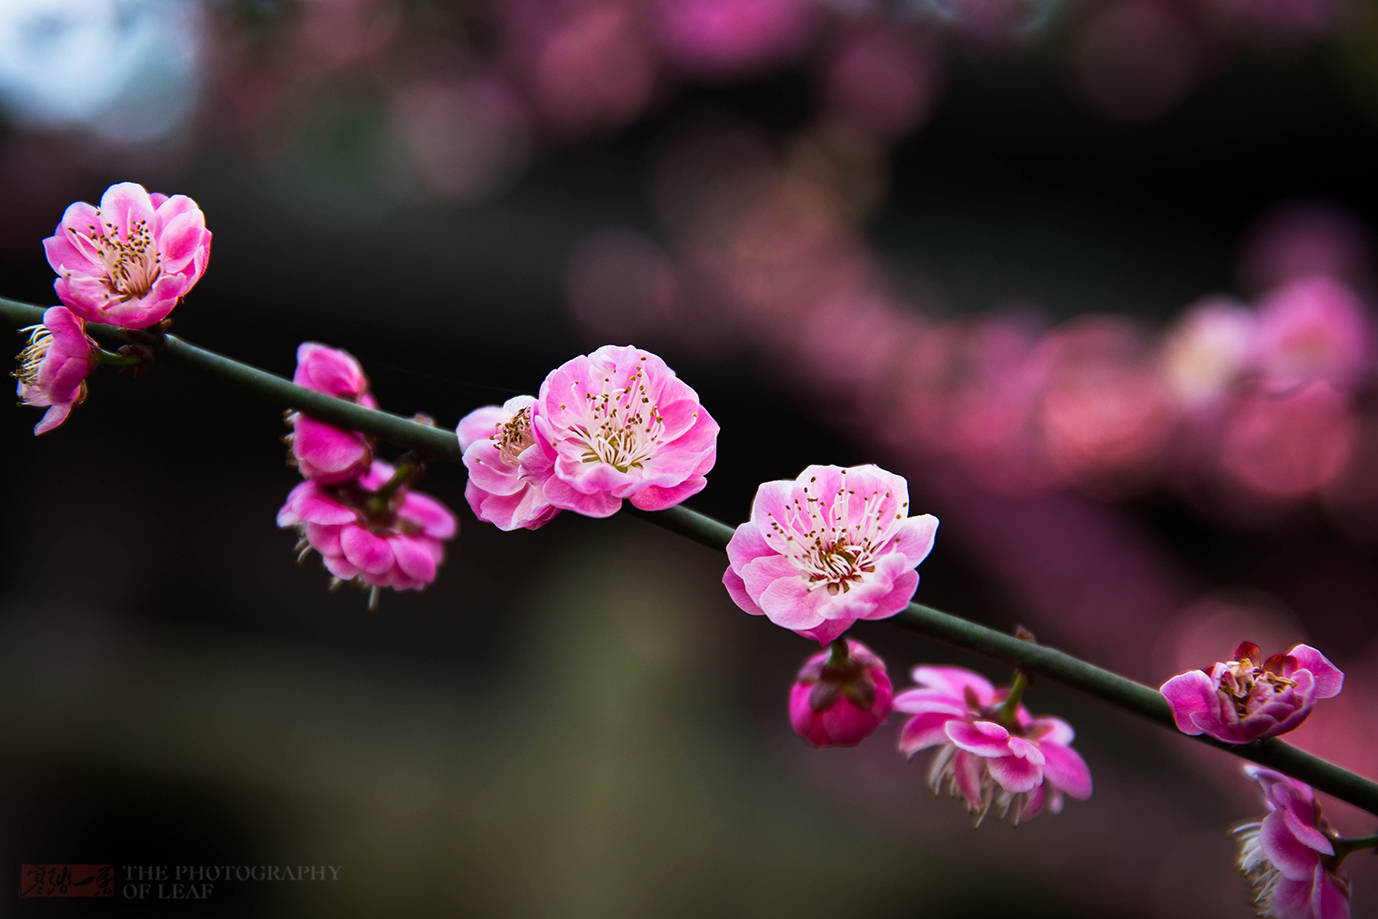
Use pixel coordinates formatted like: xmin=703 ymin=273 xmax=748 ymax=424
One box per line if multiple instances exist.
xmin=1248 ymin=275 xmax=1370 ymax=393
xmin=277 ymin=460 xmax=457 ymax=608
xmin=723 ymin=464 xmax=938 ymax=644
xmin=1235 ymin=766 xmax=1351 ymax=919
xmin=44 ymin=182 xmax=212 ymax=329
xmin=457 ymin=395 xmax=560 ymax=531
xmin=15 ymin=306 xmax=97 ymax=435
xmin=533 ymin=345 xmax=718 ymax=517
xmin=1160 ymin=641 xmax=1343 ymax=744
xmin=788 ymin=639 xmax=893 ymax=748
xmin=288 ymin=343 xmax=377 ymax=484
xmin=894 ymin=665 xmax=1092 ymax=826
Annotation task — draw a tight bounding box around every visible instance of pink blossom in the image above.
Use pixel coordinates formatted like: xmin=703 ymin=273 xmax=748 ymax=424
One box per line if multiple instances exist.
xmin=654 ymin=0 xmax=812 ymax=78
xmin=722 ymin=464 xmax=938 ymax=644
xmin=456 ymin=395 xmax=560 ymax=531
xmin=43 ymin=182 xmax=212 ymax=329
xmin=1159 ymin=297 xmax=1257 ymax=409
xmin=287 ymin=343 xmax=377 ymax=484
xmin=1248 ymin=276 xmax=1371 ymax=394
xmin=788 ymin=639 xmax=893 ymax=748
xmin=277 ymin=460 xmax=457 ymax=608
xmin=1160 ymin=641 xmax=1343 ymax=744
xmin=533 ymin=345 xmax=718 ymax=517
xmin=14 ymin=306 xmax=97 ymax=435
xmin=894 ymin=665 xmax=1092 ymax=825
xmin=1235 ymin=766 xmax=1351 ymax=919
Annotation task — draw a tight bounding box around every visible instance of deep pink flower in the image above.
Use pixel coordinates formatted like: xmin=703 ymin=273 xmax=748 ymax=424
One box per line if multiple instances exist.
xmin=277 ymin=460 xmax=457 ymax=608
xmin=1160 ymin=641 xmax=1343 ymax=744
xmin=1235 ymin=766 xmax=1351 ymax=919
xmin=43 ymin=182 xmax=212 ymax=329
xmin=723 ymin=464 xmax=938 ymax=644
xmin=287 ymin=343 xmax=377 ymax=484
xmin=788 ymin=639 xmax=893 ymax=748
xmin=14 ymin=306 xmax=97 ymax=435
xmin=456 ymin=395 xmax=560 ymax=531
xmin=533 ymin=345 xmax=718 ymax=517
xmin=894 ymin=665 xmax=1092 ymax=825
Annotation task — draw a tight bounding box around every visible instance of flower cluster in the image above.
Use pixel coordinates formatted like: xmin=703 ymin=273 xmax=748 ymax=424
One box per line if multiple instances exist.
xmin=458 ymin=345 xmax=718 ymax=529
xmin=722 ymin=464 xmax=938 ymax=644
xmin=278 ymin=344 xmax=456 ymax=606
xmin=1235 ymin=766 xmax=1351 ymax=919
xmin=894 ymin=665 xmax=1092 ymax=826
xmin=1160 ymin=641 xmax=1344 ymax=744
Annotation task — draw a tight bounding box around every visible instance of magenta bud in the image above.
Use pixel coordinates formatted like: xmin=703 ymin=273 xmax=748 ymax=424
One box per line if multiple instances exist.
xmin=788 ymin=639 xmax=893 ymax=748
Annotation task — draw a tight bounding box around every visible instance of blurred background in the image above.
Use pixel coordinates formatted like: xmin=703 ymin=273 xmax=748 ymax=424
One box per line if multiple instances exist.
xmin=3 ymin=0 xmax=1378 ymax=915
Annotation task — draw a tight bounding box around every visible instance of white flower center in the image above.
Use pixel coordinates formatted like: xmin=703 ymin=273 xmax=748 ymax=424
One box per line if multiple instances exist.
xmin=69 ymin=210 xmax=162 ymax=302
xmin=494 ymin=407 xmax=535 ymax=467
xmin=564 ymin=358 xmax=666 ymax=473
xmin=763 ymin=470 xmax=906 ymax=595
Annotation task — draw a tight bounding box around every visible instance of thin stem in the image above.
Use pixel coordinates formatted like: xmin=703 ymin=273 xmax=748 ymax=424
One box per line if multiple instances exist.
xmin=4 ymin=293 xmax=1378 ymax=816
xmin=1334 ymin=833 xmax=1378 ymax=861
xmin=96 ymin=348 xmax=141 ymax=367
xmin=994 ymin=671 xmax=1029 ymax=727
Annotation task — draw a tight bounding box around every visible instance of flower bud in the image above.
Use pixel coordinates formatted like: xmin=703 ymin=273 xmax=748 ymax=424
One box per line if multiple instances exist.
xmin=788 ymin=639 xmax=893 ymax=747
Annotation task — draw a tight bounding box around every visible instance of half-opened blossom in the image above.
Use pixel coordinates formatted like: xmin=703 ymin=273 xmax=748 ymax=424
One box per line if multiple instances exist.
xmin=894 ymin=665 xmax=1092 ymax=826
xmin=44 ymin=181 xmax=212 ymax=329
xmin=1235 ymin=766 xmax=1351 ymax=919
xmin=1160 ymin=641 xmax=1343 ymax=744
xmin=14 ymin=306 xmax=97 ymax=435
xmin=788 ymin=639 xmax=893 ymax=748
xmin=277 ymin=460 xmax=457 ymax=608
xmin=287 ymin=343 xmax=377 ymax=484
xmin=723 ymin=464 xmax=938 ymax=644
xmin=457 ymin=395 xmax=560 ymax=531
xmin=533 ymin=345 xmax=718 ymax=517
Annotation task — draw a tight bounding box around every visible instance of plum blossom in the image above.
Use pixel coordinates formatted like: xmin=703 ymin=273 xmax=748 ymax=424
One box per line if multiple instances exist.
xmin=43 ymin=181 xmax=211 ymax=329
xmin=894 ymin=665 xmax=1092 ymax=826
xmin=277 ymin=459 xmax=457 ymax=608
xmin=1160 ymin=641 xmax=1343 ymax=744
xmin=723 ymin=464 xmax=938 ymax=644
xmin=533 ymin=345 xmax=718 ymax=517
xmin=14 ymin=305 xmax=97 ymax=435
xmin=287 ymin=343 xmax=377 ymax=484
xmin=788 ymin=639 xmax=893 ymax=748
xmin=457 ymin=395 xmax=560 ymax=531
xmin=1235 ymin=766 xmax=1351 ymax=919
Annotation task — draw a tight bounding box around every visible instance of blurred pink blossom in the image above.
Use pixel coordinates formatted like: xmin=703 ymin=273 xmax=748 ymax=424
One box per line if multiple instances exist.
xmin=821 ymin=27 xmax=941 ymax=142
xmin=654 ymin=0 xmax=812 ymax=78
xmin=534 ymin=345 xmax=718 ymax=516
xmin=1248 ymin=276 xmax=1371 ymax=394
xmin=277 ymin=459 xmax=457 ymax=608
xmin=1240 ymin=204 xmax=1373 ymax=296
xmin=723 ymin=464 xmax=938 ymax=644
xmin=1160 ymin=297 xmax=1257 ymax=410
xmin=788 ymin=638 xmax=893 ymax=747
xmin=457 ymin=395 xmax=560 ymax=532
xmin=1235 ymin=766 xmax=1351 ymax=919
xmin=1160 ymin=641 xmax=1343 ymax=744
xmin=44 ymin=181 xmax=211 ymax=329
xmin=895 ymin=665 xmax=1092 ymax=825
xmin=288 ymin=343 xmax=377 ymax=485
xmin=1072 ymin=0 xmax=1200 ymax=122
xmin=1218 ymin=381 xmax=1356 ymax=501
xmin=1032 ymin=318 xmax=1173 ymax=490
xmin=14 ymin=305 xmax=96 ymax=435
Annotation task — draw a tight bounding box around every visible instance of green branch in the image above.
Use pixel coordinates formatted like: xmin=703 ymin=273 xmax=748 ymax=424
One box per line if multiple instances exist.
xmin=5 ymin=293 xmax=1378 ymax=816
